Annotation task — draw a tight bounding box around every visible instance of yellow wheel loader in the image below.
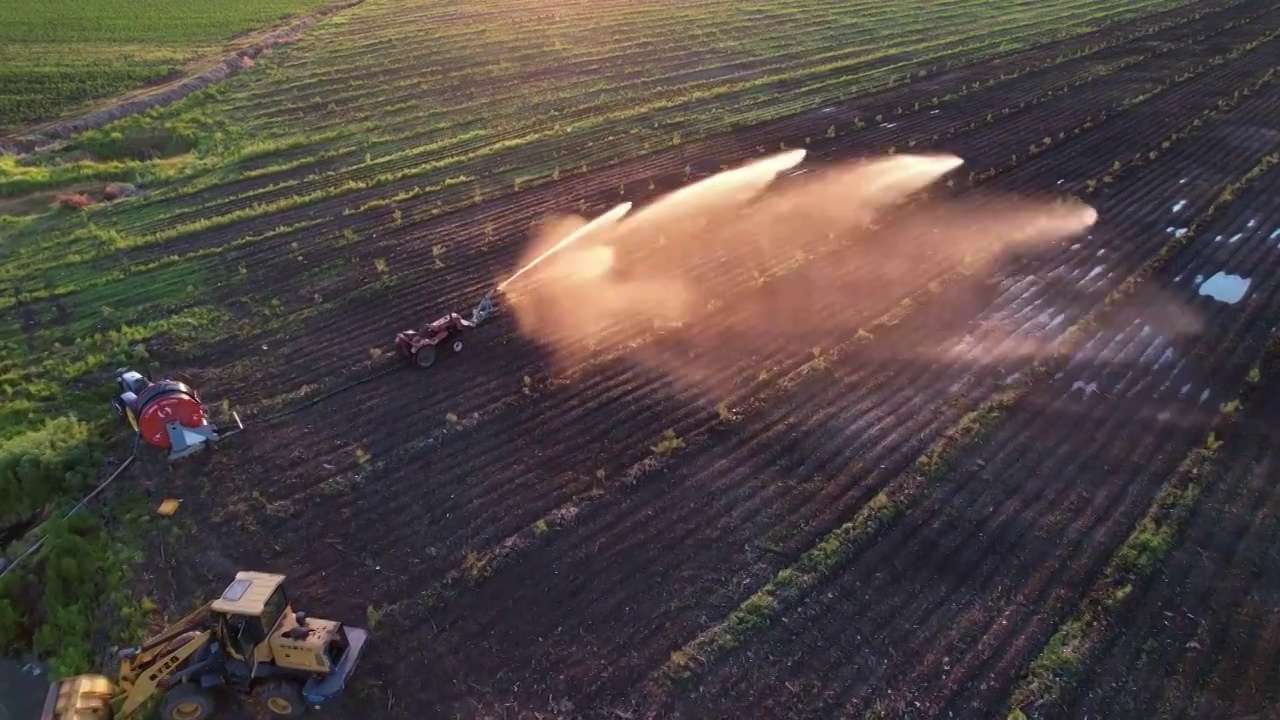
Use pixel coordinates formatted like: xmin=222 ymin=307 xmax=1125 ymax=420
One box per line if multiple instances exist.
xmin=38 ymin=571 xmax=369 ymax=720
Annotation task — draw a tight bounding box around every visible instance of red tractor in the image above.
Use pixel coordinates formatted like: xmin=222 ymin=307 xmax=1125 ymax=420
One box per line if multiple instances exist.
xmin=395 ymin=291 xmax=498 ymax=369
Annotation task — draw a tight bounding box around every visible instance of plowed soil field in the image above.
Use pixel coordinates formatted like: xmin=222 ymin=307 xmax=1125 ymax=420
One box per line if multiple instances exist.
xmin=7 ymin=0 xmax=1280 ymax=718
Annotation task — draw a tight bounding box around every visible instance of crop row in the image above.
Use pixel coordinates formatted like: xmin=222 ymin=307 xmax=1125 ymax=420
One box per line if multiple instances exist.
xmin=208 ymin=20 xmax=1280 ymax=412
xmin=360 ymin=115 xmax=1280 ymax=716
xmin=233 ymin=0 xmax=1184 ymax=113
xmin=185 ymin=0 xmax=1244 ymax=220
xmin=87 ymin=0 xmax=1193 ymax=244
xmin=1006 ymin=335 xmax=1280 ymax=718
xmin=239 ymin=23 xmax=1280 ymax=668
xmin=102 ymin=0 xmax=1273 ymax=302
xmin=1052 ymin=335 xmax=1280 ymax=719
xmin=52 ymin=0 xmax=1249 ymax=288
xmin=325 ymin=64 xmax=1280 ymax=707
xmin=232 ymin=0 xmax=1054 ymax=115
xmin=7 ymin=6 xmax=1269 ymax=438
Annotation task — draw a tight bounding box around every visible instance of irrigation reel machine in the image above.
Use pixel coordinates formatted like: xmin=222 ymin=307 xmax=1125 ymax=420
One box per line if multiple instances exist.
xmin=111 ymin=366 xmax=244 ymax=463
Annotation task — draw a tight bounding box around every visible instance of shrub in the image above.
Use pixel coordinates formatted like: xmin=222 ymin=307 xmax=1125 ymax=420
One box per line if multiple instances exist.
xmin=0 ymin=512 xmax=124 ymax=677
xmin=0 ymin=416 xmax=101 ymax=527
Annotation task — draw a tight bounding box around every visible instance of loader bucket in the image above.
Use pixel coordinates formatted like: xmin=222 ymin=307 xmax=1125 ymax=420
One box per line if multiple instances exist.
xmin=41 ymin=674 xmax=115 ymax=720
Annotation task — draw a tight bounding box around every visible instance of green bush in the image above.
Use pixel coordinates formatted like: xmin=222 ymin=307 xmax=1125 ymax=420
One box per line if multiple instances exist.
xmin=70 ymin=112 xmax=236 ymax=162
xmin=0 ymin=416 xmax=101 ymax=527
xmin=0 ymin=512 xmax=123 ymax=677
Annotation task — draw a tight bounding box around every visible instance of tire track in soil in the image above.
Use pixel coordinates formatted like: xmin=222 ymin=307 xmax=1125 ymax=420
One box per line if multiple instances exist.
xmin=307 ymin=64 xmax=1280 ymax=712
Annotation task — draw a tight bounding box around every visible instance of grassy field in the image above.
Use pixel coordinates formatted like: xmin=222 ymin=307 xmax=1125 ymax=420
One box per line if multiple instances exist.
xmin=8 ymin=1 xmax=1280 ymax=717
xmin=0 ymin=0 xmax=334 ymax=130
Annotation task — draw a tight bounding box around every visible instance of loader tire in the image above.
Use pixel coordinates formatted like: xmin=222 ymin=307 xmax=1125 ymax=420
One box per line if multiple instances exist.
xmin=160 ymin=684 xmax=216 ymax=720
xmin=261 ymin=680 xmax=307 ymax=718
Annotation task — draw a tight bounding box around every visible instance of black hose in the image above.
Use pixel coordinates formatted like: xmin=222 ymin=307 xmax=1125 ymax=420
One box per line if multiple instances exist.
xmin=249 ymin=363 xmax=402 ymax=426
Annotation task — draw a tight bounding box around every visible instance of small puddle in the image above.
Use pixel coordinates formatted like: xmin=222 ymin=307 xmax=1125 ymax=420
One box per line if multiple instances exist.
xmin=1171 ymin=200 xmax=1187 ymax=213
xmin=1084 ymin=265 xmax=1105 ymax=281
xmin=1228 ymin=233 xmax=1244 ymax=244
xmin=1198 ymin=272 xmax=1251 ymax=304
xmin=1072 ymin=380 xmax=1101 ymax=398
xmin=881 ymin=122 xmax=898 ymax=128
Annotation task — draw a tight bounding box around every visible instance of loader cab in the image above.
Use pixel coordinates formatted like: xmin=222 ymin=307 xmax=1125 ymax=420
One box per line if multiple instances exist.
xmin=211 ymin=571 xmax=350 ymax=678
xmin=211 ymin=571 xmax=291 ymax=666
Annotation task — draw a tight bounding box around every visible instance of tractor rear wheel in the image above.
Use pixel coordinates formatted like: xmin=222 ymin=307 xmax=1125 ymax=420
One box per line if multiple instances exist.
xmin=261 ymin=680 xmax=307 ymax=718
xmin=160 ymin=684 xmax=216 ymax=720
xmin=414 ymin=344 xmax=437 ymax=368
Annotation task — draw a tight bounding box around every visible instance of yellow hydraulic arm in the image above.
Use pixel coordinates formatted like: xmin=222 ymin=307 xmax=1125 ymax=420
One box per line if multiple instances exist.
xmin=110 ymin=600 xmax=217 ymax=717
xmin=113 ymin=629 xmax=211 ymax=718
xmin=117 ymin=600 xmax=214 ymax=691
xmin=43 ymin=600 xmax=218 ymax=720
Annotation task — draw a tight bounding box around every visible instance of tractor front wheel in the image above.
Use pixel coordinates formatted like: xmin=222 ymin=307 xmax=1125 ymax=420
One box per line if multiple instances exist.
xmin=261 ymin=680 xmax=307 ymax=718
xmin=414 ymin=344 xmax=437 ymax=369
xmin=450 ymin=337 xmax=464 ymax=354
xmin=160 ymin=684 xmax=216 ymax=720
